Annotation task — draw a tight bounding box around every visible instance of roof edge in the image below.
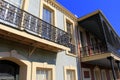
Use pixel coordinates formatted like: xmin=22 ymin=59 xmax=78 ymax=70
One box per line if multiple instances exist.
xmin=77 ymin=10 xmax=101 ymax=21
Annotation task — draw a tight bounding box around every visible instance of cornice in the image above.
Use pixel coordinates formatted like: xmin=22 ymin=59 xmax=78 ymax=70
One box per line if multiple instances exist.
xmin=44 ymin=0 xmax=77 ymax=21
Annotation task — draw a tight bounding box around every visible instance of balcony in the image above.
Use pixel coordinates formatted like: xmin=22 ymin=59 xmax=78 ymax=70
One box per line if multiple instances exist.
xmin=80 ymin=43 xmax=107 ymax=57
xmin=0 ymin=0 xmax=71 ymax=52
xmin=80 ymin=42 xmax=120 ymax=62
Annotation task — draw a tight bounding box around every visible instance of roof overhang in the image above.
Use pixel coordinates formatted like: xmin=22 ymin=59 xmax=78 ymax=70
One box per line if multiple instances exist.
xmin=78 ymin=10 xmax=105 ymax=41
xmin=78 ymin=10 xmax=120 ymax=49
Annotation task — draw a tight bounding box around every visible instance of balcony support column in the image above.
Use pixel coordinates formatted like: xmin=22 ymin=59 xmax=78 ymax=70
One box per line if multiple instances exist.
xmin=116 ymin=60 xmax=120 ymax=78
xmin=107 ymin=56 xmax=117 ymax=80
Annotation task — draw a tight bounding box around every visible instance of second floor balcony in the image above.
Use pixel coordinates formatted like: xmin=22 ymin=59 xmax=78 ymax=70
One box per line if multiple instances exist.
xmin=78 ymin=10 xmax=120 ymax=62
xmin=80 ymin=42 xmax=120 ymax=58
xmin=0 ymin=0 xmax=74 ymax=52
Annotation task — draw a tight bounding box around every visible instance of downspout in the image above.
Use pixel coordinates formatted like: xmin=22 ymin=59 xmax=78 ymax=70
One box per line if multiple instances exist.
xmin=75 ymin=22 xmax=83 ymax=80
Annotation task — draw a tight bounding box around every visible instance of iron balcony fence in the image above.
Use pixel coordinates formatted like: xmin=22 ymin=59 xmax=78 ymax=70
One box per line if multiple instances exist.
xmin=80 ymin=43 xmax=107 ymax=57
xmin=0 ymin=0 xmax=76 ymax=53
xmin=68 ymin=43 xmax=76 ymax=54
xmin=80 ymin=42 xmax=120 ymax=57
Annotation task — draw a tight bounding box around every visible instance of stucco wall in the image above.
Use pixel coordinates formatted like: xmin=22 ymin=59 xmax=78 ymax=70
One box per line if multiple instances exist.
xmin=28 ymin=0 xmax=40 ymax=17
xmin=56 ymin=10 xmax=64 ymax=30
xmin=56 ymin=51 xmax=77 ymax=80
xmin=0 ymin=37 xmax=77 ymax=80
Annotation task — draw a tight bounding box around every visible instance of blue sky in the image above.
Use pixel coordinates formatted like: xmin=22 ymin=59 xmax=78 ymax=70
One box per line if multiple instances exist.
xmin=57 ymin=0 xmax=120 ymax=36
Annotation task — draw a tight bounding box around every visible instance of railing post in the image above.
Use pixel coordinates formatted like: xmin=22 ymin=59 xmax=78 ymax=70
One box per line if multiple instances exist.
xmin=19 ymin=11 xmax=25 ymax=30
xmin=116 ymin=60 xmax=120 ymax=79
xmin=107 ymin=57 xmax=117 ymax=80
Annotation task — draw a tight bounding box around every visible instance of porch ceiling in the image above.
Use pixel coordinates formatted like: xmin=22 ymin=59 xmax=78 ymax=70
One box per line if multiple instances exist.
xmin=78 ymin=14 xmax=105 ymax=41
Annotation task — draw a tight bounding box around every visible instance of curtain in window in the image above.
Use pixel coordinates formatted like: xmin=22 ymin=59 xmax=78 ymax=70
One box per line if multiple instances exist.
xmin=36 ymin=69 xmax=52 ymax=80
xmin=67 ymin=70 xmax=75 ymax=80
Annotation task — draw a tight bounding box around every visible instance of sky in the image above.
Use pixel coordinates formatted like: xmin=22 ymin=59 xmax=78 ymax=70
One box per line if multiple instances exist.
xmin=56 ymin=0 xmax=120 ymax=36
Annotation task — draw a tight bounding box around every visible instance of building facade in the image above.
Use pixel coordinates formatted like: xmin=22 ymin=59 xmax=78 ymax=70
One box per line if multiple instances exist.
xmin=77 ymin=11 xmax=120 ymax=80
xmin=0 ymin=0 xmax=78 ymax=80
xmin=0 ymin=0 xmax=120 ymax=80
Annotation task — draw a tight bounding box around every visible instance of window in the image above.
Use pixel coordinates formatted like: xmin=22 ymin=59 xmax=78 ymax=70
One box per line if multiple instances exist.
xmin=36 ymin=69 xmax=52 ymax=80
xmin=64 ymin=66 xmax=77 ymax=80
xmin=66 ymin=21 xmax=73 ymax=37
xmin=32 ymin=62 xmax=55 ymax=80
xmin=66 ymin=70 xmax=76 ymax=80
xmin=43 ymin=7 xmax=53 ymax=24
xmin=42 ymin=6 xmax=54 ymax=39
xmin=101 ymin=70 xmax=107 ymax=80
xmin=82 ymin=68 xmax=91 ymax=80
xmin=4 ymin=0 xmax=22 ymax=8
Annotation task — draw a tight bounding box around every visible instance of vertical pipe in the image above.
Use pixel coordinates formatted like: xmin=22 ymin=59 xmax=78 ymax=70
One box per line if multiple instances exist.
xmin=75 ymin=23 xmax=83 ymax=80
xmin=107 ymin=57 xmax=117 ymax=80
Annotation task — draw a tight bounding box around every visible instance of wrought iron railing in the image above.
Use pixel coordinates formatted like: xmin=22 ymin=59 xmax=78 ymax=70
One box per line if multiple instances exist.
xmin=107 ymin=42 xmax=120 ymax=55
xmin=80 ymin=42 xmax=120 ymax=57
xmin=0 ymin=0 xmax=72 ymax=47
xmin=68 ymin=43 xmax=76 ymax=54
xmin=80 ymin=43 xmax=108 ymax=57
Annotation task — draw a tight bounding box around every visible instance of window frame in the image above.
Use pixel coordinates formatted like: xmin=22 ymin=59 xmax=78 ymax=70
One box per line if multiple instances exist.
xmin=32 ymin=62 xmax=55 ymax=80
xmin=42 ymin=5 xmax=54 ymax=24
xmin=64 ymin=16 xmax=77 ymax=56
xmin=40 ymin=0 xmax=56 ymax=26
xmin=64 ymin=66 xmax=78 ymax=80
xmin=82 ymin=68 xmax=91 ymax=80
xmin=66 ymin=20 xmax=73 ymax=38
xmin=36 ymin=68 xmax=52 ymax=80
xmin=4 ymin=0 xmax=23 ymax=8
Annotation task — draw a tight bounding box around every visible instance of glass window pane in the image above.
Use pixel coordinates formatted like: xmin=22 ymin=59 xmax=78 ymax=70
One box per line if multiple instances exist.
xmin=66 ymin=22 xmax=72 ymax=35
xmin=4 ymin=0 xmax=22 ymax=7
xmin=36 ymin=69 xmax=52 ymax=80
xmin=67 ymin=70 xmax=75 ymax=80
xmin=43 ymin=8 xmax=52 ymax=24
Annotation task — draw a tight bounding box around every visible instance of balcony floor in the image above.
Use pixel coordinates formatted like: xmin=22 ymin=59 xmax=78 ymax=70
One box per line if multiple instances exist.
xmin=81 ymin=52 xmax=120 ymax=67
xmin=0 ymin=24 xmax=69 ymax=52
xmin=81 ymin=53 xmax=120 ymax=62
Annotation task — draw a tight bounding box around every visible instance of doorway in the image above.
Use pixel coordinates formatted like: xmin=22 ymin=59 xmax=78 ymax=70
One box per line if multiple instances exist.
xmin=0 ymin=60 xmax=19 ymax=80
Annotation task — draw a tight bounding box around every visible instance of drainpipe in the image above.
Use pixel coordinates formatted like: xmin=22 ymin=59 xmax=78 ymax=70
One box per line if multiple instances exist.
xmin=75 ymin=23 xmax=83 ymax=80
xmin=107 ymin=56 xmax=117 ymax=80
